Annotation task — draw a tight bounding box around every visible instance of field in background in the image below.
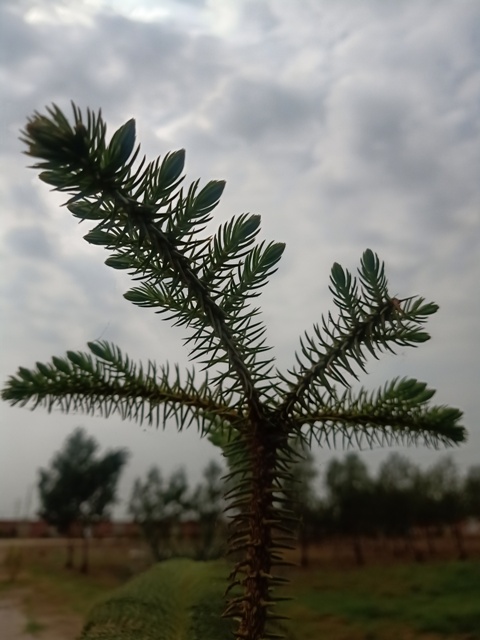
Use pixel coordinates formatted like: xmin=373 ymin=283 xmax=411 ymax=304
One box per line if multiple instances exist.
xmin=1 ymin=538 xmax=479 ymax=639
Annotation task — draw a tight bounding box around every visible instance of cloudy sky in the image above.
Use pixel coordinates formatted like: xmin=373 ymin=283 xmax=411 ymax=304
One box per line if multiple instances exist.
xmin=1 ymin=0 xmax=479 ymax=519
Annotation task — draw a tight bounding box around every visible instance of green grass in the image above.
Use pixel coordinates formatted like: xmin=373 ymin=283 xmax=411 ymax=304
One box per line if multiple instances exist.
xmin=81 ymin=558 xmax=480 ymax=640
xmin=284 ymin=561 xmax=480 ymax=639
xmin=80 ymin=558 xmax=234 ymax=640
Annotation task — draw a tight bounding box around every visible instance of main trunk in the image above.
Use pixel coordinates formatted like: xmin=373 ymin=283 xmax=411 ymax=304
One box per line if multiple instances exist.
xmin=241 ymin=448 xmax=274 ymax=638
xmin=227 ymin=420 xmax=283 ymax=640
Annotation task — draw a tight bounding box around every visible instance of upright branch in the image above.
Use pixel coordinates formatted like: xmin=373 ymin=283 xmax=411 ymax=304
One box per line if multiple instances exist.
xmin=2 ymin=103 xmax=466 ymax=640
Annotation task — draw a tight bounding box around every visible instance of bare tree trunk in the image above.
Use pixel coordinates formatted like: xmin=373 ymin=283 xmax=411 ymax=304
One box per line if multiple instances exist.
xmin=451 ymin=523 xmax=467 ymax=560
xmin=65 ymin=532 xmax=75 ymax=570
xmin=299 ymin=524 xmax=309 ymax=568
xmin=80 ymin=526 xmax=90 ymax=574
xmin=424 ymin=525 xmax=436 ymax=557
xmin=352 ymin=533 xmax=364 ymax=566
xmin=403 ymin=529 xmax=418 ymax=561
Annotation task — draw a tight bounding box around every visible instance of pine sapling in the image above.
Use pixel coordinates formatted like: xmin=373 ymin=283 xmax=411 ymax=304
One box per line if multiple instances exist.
xmin=2 ymin=103 xmax=465 ymax=640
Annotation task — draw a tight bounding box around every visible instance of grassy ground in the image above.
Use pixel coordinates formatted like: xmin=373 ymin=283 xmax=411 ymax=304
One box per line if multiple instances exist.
xmin=1 ymin=541 xmax=479 ymax=639
xmin=283 ymin=561 xmax=480 ymax=639
xmin=81 ymin=558 xmax=234 ymax=640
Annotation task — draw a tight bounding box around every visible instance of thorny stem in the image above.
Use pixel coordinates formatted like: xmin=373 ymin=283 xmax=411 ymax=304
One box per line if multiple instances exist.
xmin=233 ymin=422 xmax=275 ymax=639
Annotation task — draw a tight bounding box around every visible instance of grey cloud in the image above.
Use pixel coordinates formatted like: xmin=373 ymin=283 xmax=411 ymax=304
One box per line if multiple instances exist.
xmin=0 ymin=2 xmax=42 ymax=67
xmin=5 ymin=224 xmax=54 ymax=260
xmin=215 ymin=77 xmax=321 ymax=143
xmin=237 ymin=0 xmax=279 ymax=33
xmin=0 ymin=3 xmax=228 ymax=143
xmin=175 ymin=0 xmax=207 ymax=6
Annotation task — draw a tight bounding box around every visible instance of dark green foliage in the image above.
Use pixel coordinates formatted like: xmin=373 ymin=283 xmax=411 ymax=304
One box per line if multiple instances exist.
xmin=38 ymin=427 xmax=129 ymax=571
xmin=129 ymin=466 xmax=190 ymax=561
xmin=374 ymin=453 xmax=418 ymax=537
xmin=324 ymin=453 xmax=374 ymax=565
xmin=464 ymin=464 xmax=480 ymax=518
xmin=190 ymin=460 xmax=226 ymax=560
xmin=423 ymin=456 xmax=465 ymax=525
xmin=297 ymin=452 xmax=479 ymax=565
xmin=39 ymin=427 xmax=129 ymax=532
xmin=324 ymin=454 xmax=374 ymax=531
xmin=2 ymin=103 xmax=466 ymax=640
xmin=129 ymin=460 xmax=226 ymax=562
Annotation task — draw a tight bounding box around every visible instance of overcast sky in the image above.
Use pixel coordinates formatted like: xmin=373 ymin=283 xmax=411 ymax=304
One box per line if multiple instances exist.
xmin=1 ymin=0 xmax=479 ymax=519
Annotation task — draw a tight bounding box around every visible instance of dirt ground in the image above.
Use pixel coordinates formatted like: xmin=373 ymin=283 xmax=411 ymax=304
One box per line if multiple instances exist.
xmin=0 ymin=595 xmax=37 ymax=640
xmin=0 ymin=538 xmax=137 ymax=640
xmin=0 ymin=589 xmax=81 ymax=640
xmin=0 ymin=539 xmax=84 ymax=640
xmin=0 ymin=589 xmax=82 ymax=640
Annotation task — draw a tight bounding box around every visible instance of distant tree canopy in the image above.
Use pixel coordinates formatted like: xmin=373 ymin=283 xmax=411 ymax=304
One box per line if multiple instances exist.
xmin=281 ymin=443 xmax=319 ymax=567
xmin=126 ymin=449 xmax=479 ymax=569
xmin=38 ymin=426 xmax=129 ymax=571
xmin=464 ymin=465 xmax=480 ymax=519
xmin=129 ymin=460 xmax=226 ymax=561
xmin=190 ymin=460 xmax=225 ymax=559
xmin=129 ymin=466 xmax=190 ymax=562
xmin=299 ymin=451 xmax=478 ymax=565
xmin=375 ymin=452 xmax=418 ymax=536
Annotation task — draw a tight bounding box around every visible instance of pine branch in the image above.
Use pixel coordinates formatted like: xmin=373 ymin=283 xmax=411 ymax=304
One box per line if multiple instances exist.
xmin=1 ymin=341 xmax=239 ymax=432
xmin=290 ymin=378 xmax=465 ymax=449
xmin=21 ymin=103 xmax=284 ymax=416
xmin=278 ymin=250 xmax=438 ymax=419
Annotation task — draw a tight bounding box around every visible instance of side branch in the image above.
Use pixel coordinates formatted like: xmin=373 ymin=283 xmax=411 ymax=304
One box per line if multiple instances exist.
xmin=278 ymin=298 xmax=402 ymax=420
xmin=1 ymin=346 xmax=239 ymax=432
xmin=290 ymin=377 xmax=465 ymax=449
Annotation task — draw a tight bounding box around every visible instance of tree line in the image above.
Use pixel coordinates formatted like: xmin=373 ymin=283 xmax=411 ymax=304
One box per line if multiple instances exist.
xmin=37 ymin=428 xmax=479 ymax=573
xmin=295 ymin=449 xmax=480 ymax=566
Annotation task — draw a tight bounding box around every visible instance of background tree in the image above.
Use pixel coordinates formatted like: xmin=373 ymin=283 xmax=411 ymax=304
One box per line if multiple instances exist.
xmin=464 ymin=464 xmax=480 ymax=521
xmin=2 ymin=104 xmax=465 ymax=640
xmin=129 ymin=466 xmax=189 ymax=561
xmin=191 ymin=460 xmax=226 ymax=559
xmin=281 ymin=443 xmax=318 ymax=567
xmin=38 ymin=427 xmax=129 ymax=572
xmin=425 ymin=455 xmax=467 ymax=560
xmin=325 ymin=453 xmax=374 ymax=565
xmin=375 ymin=452 xmax=419 ymax=559
xmin=410 ymin=464 xmax=440 ymax=558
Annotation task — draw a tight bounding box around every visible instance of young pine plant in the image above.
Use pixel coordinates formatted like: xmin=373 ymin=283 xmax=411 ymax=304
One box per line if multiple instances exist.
xmin=2 ymin=103 xmax=465 ymax=640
